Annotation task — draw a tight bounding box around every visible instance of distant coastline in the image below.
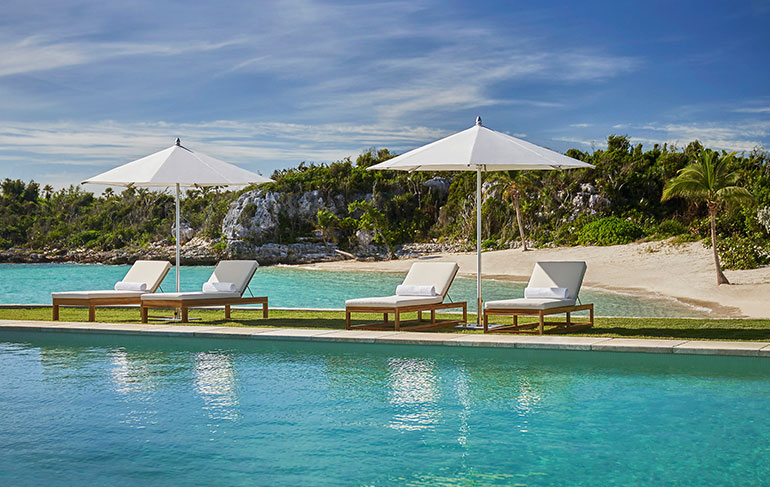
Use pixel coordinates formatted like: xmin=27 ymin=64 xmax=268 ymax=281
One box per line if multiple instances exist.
xmin=0 ymin=240 xmax=464 ymax=266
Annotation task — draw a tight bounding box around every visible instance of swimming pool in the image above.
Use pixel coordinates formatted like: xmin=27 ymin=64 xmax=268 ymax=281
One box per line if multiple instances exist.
xmin=1 ymin=331 xmax=767 ymax=486
xmin=0 ymin=263 xmax=710 ymax=317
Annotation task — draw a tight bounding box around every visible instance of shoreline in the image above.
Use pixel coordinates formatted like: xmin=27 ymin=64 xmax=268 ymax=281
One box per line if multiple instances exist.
xmin=302 ymin=240 xmax=770 ymax=319
xmin=3 ymin=239 xmax=768 ymax=319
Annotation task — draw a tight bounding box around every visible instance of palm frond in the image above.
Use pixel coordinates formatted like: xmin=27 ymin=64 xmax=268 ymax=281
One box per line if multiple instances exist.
xmin=662 ymin=150 xmax=753 ymax=206
xmin=716 ymin=186 xmax=756 ymax=207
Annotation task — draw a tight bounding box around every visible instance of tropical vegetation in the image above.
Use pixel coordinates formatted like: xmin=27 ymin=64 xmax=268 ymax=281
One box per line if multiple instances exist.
xmin=1 ymin=136 xmax=767 ymax=271
xmin=662 ymin=151 xmax=755 ymax=284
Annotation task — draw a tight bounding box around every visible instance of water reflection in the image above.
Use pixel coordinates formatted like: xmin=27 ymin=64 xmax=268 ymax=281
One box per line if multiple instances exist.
xmin=109 ymin=348 xmax=155 ymax=394
xmin=454 ymin=371 xmax=471 ymax=450
xmin=194 ymin=351 xmax=239 ymax=422
xmin=387 ymin=358 xmax=440 ymax=431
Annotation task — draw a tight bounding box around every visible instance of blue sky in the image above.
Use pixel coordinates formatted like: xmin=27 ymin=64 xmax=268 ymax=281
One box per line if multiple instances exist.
xmin=1 ymin=0 xmax=769 ymax=188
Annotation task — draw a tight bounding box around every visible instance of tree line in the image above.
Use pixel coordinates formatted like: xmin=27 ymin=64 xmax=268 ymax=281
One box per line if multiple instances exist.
xmin=1 ymin=136 xmax=768 ymax=276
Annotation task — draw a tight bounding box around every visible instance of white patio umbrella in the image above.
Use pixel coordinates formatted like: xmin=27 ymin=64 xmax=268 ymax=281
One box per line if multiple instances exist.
xmin=368 ymin=117 xmax=593 ymax=327
xmin=83 ymin=138 xmax=273 ymax=293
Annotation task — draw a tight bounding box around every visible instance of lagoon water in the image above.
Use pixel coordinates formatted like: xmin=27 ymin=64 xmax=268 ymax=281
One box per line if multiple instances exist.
xmin=0 ymin=331 xmax=767 ymax=486
xmin=0 ymin=263 xmax=709 ymax=317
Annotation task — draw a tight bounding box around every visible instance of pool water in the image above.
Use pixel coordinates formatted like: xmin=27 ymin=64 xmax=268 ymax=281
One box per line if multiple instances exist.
xmin=0 ymin=331 xmax=767 ymax=486
xmin=0 ymin=263 xmax=709 ymax=317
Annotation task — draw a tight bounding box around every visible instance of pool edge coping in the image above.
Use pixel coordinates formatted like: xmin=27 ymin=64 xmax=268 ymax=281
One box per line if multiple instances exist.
xmin=1 ymin=320 xmax=769 ymax=358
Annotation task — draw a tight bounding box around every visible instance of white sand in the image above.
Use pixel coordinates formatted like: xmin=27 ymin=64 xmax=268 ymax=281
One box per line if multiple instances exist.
xmin=305 ymin=240 xmax=770 ymax=319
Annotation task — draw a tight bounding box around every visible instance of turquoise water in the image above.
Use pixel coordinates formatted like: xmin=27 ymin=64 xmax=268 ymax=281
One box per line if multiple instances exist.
xmin=0 ymin=331 xmax=767 ymax=486
xmin=0 ymin=263 xmax=707 ymax=317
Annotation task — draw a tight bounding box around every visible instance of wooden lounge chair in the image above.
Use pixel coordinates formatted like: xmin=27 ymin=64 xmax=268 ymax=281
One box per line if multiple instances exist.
xmin=140 ymin=260 xmax=267 ymax=323
xmin=345 ymin=262 xmax=467 ymax=331
xmin=52 ymin=260 xmax=172 ymax=321
xmin=484 ymin=261 xmax=593 ymax=334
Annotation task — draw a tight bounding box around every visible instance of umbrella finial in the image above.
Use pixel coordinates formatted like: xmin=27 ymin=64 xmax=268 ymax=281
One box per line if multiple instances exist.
xmin=475 ymin=116 xmax=482 ymax=126
xmin=175 ymin=138 xmax=181 ymax=146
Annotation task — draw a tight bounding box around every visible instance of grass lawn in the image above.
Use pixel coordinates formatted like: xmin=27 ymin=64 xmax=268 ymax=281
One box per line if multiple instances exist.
xmin=1 ymin=306 xmax=770 ymax=341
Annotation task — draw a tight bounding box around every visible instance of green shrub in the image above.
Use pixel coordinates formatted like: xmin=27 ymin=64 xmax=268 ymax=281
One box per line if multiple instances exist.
xmin=654 ymin=219 xmax=688 ymax=237
xmin=238 ymin=203 xmax=258 ymax=225
xmin=577 ymin=217 xmax=644 ymax=246
xmin=714 ymin=236 xmax=770 ymax=270
xmin=70 ymin=230 xmax=100 ymax=247
xmin=481 ymin=238 xmax=504 ymax=251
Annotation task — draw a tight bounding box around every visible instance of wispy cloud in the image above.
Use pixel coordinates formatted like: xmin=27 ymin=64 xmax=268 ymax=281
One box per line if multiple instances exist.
xmin=732 ymin=106 xmax=770 ymax=113
xmin=0 ymin=119 xmax=448 ymax=175
xmin=636 ymin=121 xmax=769 ymax=152
xmin=556 ymin=120 xmax=769 ymax=153
xmin=0 ymin=36 xmax=240 ymax=77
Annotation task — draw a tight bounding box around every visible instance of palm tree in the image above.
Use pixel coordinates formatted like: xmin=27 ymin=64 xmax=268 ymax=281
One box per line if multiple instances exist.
xmin=490 ymin=172 xmax=537 ymax=251
xmin=313 ymin=208 xmax=338 ymax=250
xmin=662 ymin=151 xmax=754 ymax=285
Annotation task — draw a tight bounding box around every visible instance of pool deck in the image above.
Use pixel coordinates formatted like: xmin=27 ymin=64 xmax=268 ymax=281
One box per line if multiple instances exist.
xmin=1 ymin=319 xmax=769 ymax=358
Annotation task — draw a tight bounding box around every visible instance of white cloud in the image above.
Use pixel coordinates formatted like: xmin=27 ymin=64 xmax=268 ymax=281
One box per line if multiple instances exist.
xmin=0 ymin=36 xmax=240 ymax=78
xmin=556 ymin=120 xmax=770 ymax=153
xmin=637 ymin=121 xmax=769 ymax=151
xmin=732 ymin=107 xmax=770 ymax=113
xmin=0 ymin=119 xmax=449 ymax=174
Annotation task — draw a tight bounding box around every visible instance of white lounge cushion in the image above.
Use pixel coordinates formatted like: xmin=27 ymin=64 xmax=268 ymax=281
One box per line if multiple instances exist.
xmin=52 ymin=290 xmax=145 ymax=300
xmin=485 ymin=298 xmax=576 ymax=310
xmin=346 ymin=295 xmax=444 ymax=308
xmin=123 ymin=260 xmax=172 ymax=292
xmin=207 ymin=260 xmax=258 ymax=295
xmin=395 ymin=284 xmax=437 ymax=296
xmin=527 ymin=262 xmax=587 ymax=300
xmin=141 ymin=292 xmax=240 ymax=301
xmin=524 ymin=287 xmax=568 ymax=299
xmin=52 ymin=260 xmax=171 ymax=301
xmin=114 ymin=281 xmax=147 ymax=292
xmin=202 ymin=281 xmax=237 ymax=293
xmin=400 ymin=262 xmax=458 ymax=298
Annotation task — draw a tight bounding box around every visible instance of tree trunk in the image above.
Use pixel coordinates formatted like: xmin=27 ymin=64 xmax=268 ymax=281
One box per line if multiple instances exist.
xmin=513 ymin=194 xmax=529 ymax=251
xmin=709 ymin=205 xmax=729 ymax=285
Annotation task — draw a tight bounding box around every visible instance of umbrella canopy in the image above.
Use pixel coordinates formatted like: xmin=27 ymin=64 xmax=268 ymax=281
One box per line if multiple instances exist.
xmin=83 ymin=138 xmax=273 ymax=187
xmin=83 ymin=139 xmax=274 ymax=296
xmin=368 ymin=117 xmax=593 ymax=327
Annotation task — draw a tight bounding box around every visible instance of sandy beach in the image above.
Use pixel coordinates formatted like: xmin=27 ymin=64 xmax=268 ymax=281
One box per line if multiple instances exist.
xmin=307 ymin=240 xmax=770 ymax=319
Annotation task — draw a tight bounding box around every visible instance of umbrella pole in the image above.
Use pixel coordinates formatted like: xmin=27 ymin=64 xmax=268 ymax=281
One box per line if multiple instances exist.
xmin=175 ymin=183 xmax=181 ymax=293
xmin=476 ymin=167 xmax=482 ymax=325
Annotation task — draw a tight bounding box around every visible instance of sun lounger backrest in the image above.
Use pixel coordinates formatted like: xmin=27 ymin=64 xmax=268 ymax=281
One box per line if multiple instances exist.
xmin=123 ymin=260 xmax=172 ymax=292
xmin=401 ymin=262 xmax=459 ymax=298
xmin=208 ymin=260 xmax=259 ymax=296
xmin=528 ymin=261 xmax=587 ymax=300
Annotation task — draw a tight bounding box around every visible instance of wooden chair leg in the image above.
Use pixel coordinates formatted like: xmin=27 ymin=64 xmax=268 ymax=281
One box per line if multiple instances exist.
xmin=566 ymin=312 xmax=571 ymax=327
xmin=181 ymin=307 xmax=189 ymax=323
xmin=513 ymin=315 xmax=518 ymax=327
xmin=483 ymin=311 xmax=488 ymax=332
xmin=141 ymin=306 xmax=148 ymax=324
xmin=52 ymin=303 xmax=59 ymax=321
xmin=383 ymin=313 xmax=388 ymax=324
xmin=589 ymin=305 xmax=594 ymax=327
xmin=263 ymin=302 xmax=269 ymax=319
xmin=394 ymin=310 xmax=400 ymax=331
xmin=225 ymin=304 xmax=231 ymax=319
xmin=88 ymin=305 xmax=96 ymax=322
xmin=431 ymin=309 xmax=436 ymax=324
xmin=538 ymin=311 xmax=544 ymax=334
xmin=462 ymin=303 xmax=467 ymax=323
xmin=417 ymin=310 xmax=423 ymax=322
xmin=345 ymin=311 xmax=351 ymax=329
